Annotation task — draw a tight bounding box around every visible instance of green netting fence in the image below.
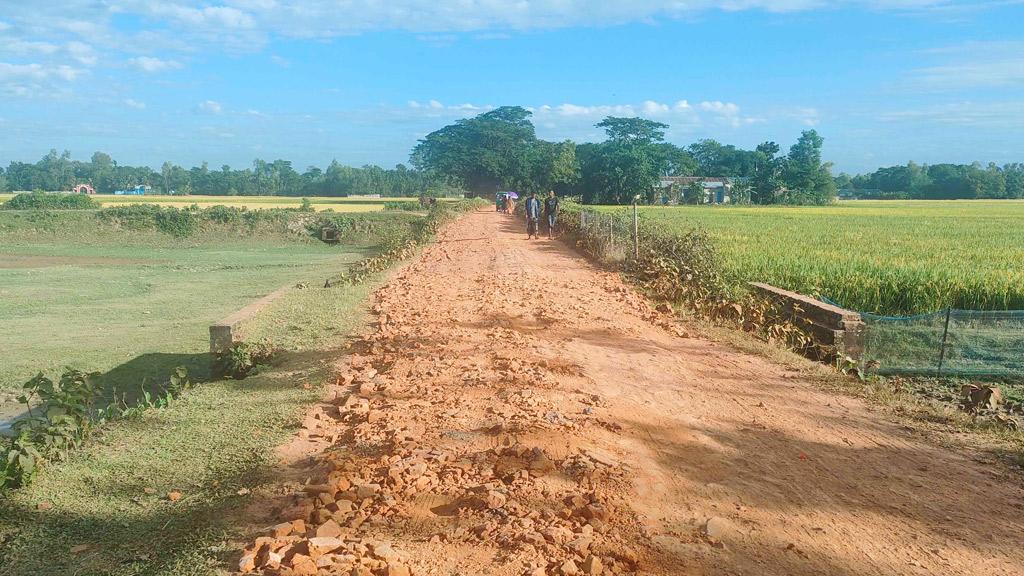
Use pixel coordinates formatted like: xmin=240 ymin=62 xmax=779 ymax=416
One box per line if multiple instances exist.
xmin=819 ymin=296 xmax=1024 ymax=377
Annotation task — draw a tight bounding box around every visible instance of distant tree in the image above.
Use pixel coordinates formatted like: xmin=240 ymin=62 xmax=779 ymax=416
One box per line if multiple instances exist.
xmin=411 ymin=105 xmax=538 ymax=193
xmin=528 ymin=139 xmax=579 ymax=195
xmin=833 ymin=172 xmax=853 ymax=192
xmin=751 ymin=141 xmax=783 ymax=204
xmin=783 ymin=130 xmax=835 ymax=204
xmin=577 ymin=117 xmax=673 ymax=204
xmin=1004 ymin=163 xmax=1024 ymax=199
xmin=688 ymin=139 xmax=757 ymax=177
xmin=682 ymin=181 xmax=705 ymax=205
xmin=161 ymin=161 xmax=173 ymax=194
xmin=654 ymin=143 xmax=698 ymax=177
xmin=595 ymin=117 xmax=668 ymax=144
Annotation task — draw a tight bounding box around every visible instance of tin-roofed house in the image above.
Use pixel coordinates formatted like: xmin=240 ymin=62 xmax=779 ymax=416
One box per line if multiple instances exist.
xmin=656 ymin=177 xmax=733 ymax=204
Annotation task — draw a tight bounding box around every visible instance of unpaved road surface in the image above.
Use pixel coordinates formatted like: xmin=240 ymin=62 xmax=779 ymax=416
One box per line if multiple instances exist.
xmin=240 ymin=210 xmax=1024 ymax=576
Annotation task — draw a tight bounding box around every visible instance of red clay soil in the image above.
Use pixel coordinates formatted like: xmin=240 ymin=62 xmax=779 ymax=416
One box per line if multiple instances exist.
xmin=238 ymin=210 xmax=1024 ymax=576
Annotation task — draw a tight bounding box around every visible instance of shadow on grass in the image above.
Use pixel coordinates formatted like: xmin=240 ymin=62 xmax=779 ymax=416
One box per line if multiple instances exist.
xmin=1 ymin=352 xmax=212 ymax=436
xmin=97 ymin=352 xmax=213 ymax=404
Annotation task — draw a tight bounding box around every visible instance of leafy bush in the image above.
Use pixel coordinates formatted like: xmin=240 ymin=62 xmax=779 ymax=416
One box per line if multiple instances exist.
xmin=384 ymin=201 xmax=425 ymax=211
xmin=1 ymin=366 xmax=192 ymax=489
xmin=2 ymin=192 xmax=99 ymax=210
xmin=625 ymin=220 xmax=726 ymax=310
xmin=2 ymin=369 xmax=98 ymax=488
xmin=214 ymin=339 xmax=276 ymax=379
xmin=97 ymin=204 xmax=294 ymax=237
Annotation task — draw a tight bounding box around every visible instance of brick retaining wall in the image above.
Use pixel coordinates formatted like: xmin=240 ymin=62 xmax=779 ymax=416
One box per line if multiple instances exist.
xmin=749 ymin=282 xmax=865 ymax=358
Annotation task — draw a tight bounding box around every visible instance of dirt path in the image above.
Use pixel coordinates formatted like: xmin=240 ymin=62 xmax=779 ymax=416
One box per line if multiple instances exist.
xmin=240 ymin=210 xmax=1024 ymax=576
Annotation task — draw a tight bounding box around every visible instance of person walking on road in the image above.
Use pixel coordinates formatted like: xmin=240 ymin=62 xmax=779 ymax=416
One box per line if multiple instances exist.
xmin=525 ymin=192 xmax=541 ymax=240
xmin=543 ymin=190 xmax=559 ymax=239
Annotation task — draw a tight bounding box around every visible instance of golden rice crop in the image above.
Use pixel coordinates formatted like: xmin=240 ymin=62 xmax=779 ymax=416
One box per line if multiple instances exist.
xmin=612 ymin=200 xmax=1024 ymax=315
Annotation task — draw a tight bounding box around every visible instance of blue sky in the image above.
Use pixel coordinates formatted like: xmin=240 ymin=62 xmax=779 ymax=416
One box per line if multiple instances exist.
xmin=1 ymin=1 xmax=1022 ymax=174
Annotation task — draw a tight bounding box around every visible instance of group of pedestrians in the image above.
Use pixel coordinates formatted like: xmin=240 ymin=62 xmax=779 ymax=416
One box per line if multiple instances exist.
xmin=524 ymin=190 xmax=558 ymax=240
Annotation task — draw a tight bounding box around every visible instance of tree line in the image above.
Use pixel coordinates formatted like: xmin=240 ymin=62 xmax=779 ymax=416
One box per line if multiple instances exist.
xmin=6 ymin=106 xmax=1018 ymax=204
xmin=836 ymin=162 xmax=1024 ymax=200
xmin=411 ymin=106 xmax=836 ymax=205
xmin=0 ymin=150 xmax=457 ymax=197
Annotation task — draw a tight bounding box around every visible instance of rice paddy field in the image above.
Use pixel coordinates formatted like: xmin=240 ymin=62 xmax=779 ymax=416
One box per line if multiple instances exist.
xmin=0 ymin=193 xmax=427 ymax=212
xmin=620 ymin=200 xmax=1024 ymax=316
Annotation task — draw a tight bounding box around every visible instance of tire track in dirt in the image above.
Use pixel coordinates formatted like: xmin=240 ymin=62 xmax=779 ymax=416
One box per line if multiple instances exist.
xmin=238 ymin=210 xmax=1024 ymax=576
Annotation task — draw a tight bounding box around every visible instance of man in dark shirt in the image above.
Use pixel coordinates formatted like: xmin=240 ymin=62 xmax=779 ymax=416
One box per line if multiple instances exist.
xmin=524 ymin=192 xmax=541 ymax=239
xmin=543 ymin=190 xmax=559 ymax=238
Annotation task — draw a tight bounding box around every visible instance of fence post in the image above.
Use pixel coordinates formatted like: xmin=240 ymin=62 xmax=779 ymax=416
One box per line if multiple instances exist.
xmin=632 ymin=202 xmax=639 ymax=260
xmin=608 ymin=216 xmax=613 ymax=246
xmin=936 ymin=307 xmax=952 ymax=376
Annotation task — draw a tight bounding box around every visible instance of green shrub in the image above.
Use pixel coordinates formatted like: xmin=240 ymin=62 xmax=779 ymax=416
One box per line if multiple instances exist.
xmin=383 ymin=201 xmax=424 ymax=211
xmin=1 ymin=366 xmax=193 ymax=489
xmin=2 ymin=192 xmax=99 ymax=210
xmin=214 ymin=339 xmax=276 ymax=379
xmin=625 ymin=220 xmax=726 ymax=309
xmin=2 ymin=368 xmax=99 ymax=488
xmin=96 ymin=204 xmax=294 ymax=237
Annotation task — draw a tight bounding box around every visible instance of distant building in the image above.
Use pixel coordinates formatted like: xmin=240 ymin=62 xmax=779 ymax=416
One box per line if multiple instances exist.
xmin=656 ymin=177 xmax=733 ymax=204
xmin=838 ymin=188 xmax=882 ymax=200
xmin=114 ymin=185 xmax=150 ymax=196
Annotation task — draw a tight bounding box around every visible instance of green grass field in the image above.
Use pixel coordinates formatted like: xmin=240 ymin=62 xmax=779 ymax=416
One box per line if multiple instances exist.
xmin=618 ymin=200 xmax=1024 ymax=315
xmin=0 ymin=212 xmax=385 ymax=402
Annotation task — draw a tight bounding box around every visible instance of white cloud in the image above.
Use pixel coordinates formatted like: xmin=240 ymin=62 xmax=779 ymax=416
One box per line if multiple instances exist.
xmin=3 ymin=40 xmax=60 ymax=57
xmin=905 ymin=41 xmax=1024 ymax=90
xmin=66 ymin=41 xmax=97 ymax=66
xmin=0 ymin=62 xmax=84 ymax=97
xmin=270 ymin=54 xmax=290 ymax=67
xmin=200 ymin=126 xmax=237 ymax=138
xmin=124 ymin=98 xmax=146 ymax=109
xmin=879 ymin=101 xmax=1024 ymax=127
xmin=402 ymin=98 xmax=775 ymax=139
xmin=129 ymin=56 xmax=182 ymax=73
xmin=0 ymin=62 xmax=83 ymax=82
xmin=406 ymin=99 xmax=487 ymax=113
xmin=148 ymin=5 xmax=256 ymax=30
xmin=0 ymin=2 xmax=999 ymax=59
xmin=196 ymin=100 xmax=224 ymax=114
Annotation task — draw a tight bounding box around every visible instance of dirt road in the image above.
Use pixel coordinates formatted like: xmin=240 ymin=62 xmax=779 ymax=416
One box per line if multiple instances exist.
xmin=241 ymin=210 xmax=1024 ymax=576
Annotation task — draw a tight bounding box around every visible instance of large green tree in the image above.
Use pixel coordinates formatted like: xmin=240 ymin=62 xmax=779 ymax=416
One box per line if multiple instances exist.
xmin=783 ymin=130 xmax=835 ymax=204
xmin=751 ymin=141 xmax=783 ymax=204
xmin=411 ymin=106 xmax=538 ymax=193
xmin=411 ymin=106 xmax=582 ymax=195
xmin=578 ymin=117 xmax=673 ymax=204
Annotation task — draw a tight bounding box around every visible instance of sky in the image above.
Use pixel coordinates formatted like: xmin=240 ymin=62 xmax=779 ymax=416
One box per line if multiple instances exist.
xmin=0 ymin=1 xmax=1022 ymax=174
